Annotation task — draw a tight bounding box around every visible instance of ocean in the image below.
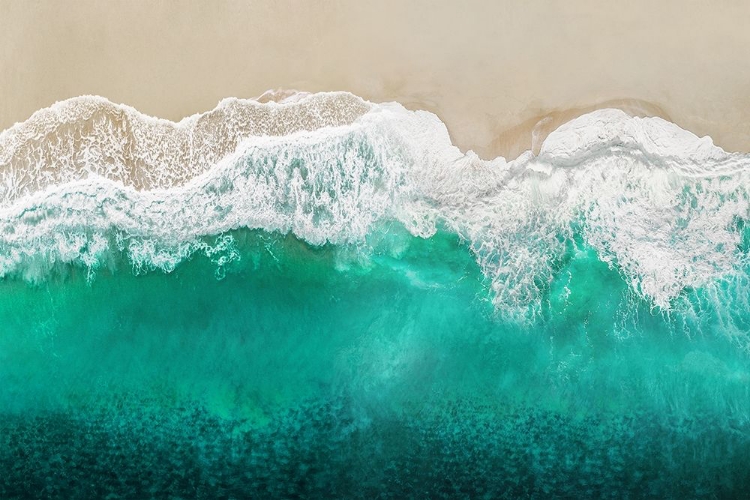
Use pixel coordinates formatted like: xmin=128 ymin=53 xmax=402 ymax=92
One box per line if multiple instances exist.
xmin=1 ymin=93 xmax=749 ymax=498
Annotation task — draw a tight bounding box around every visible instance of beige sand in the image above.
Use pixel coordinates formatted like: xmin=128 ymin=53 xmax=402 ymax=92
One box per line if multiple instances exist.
xmin=1 ymin=0 xmax=749 ymax=160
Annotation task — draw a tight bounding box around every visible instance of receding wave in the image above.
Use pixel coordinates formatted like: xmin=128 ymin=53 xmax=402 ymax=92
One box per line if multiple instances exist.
xmin=1 ymin=93 xmax=748 ymax=320
xmin=0 ymin=91 xmax=369 ymax=197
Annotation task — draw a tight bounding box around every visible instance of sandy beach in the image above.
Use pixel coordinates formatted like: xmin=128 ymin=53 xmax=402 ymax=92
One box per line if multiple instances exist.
xmin=2 ymin=0 xmax=750 ymax=160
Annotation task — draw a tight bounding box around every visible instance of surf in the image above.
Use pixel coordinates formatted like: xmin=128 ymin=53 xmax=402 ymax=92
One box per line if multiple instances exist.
xmin=2 ymin=92 xmax=750 ymax=497
xmin=1 ymin=93 xmax=748 ymax=318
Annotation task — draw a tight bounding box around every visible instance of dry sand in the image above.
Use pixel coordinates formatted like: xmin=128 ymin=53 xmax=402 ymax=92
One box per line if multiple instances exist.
xmin=2 ymin=0 xmax=750 ymax=160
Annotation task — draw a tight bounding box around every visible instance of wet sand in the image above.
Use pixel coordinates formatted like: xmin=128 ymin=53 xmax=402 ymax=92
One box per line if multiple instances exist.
xmin=1 ymin=0 xmax=749 ymax=160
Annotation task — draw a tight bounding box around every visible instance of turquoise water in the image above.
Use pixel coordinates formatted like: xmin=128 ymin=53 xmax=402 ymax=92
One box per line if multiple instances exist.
xmin=2 ymin=97 xmax=750 ymax=497
xmin=1 ymin=224 xmax=749 ymax=498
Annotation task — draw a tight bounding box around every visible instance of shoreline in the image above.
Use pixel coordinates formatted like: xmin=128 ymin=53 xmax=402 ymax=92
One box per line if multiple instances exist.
xmin=0 ymin=90 xmax=709 ymax=163
xmin=2 ymin=1 xmax=750 ymax=161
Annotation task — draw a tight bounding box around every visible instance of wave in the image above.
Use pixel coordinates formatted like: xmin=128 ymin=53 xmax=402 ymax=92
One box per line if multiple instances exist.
xmin=1 ymin=93 xmax=748 ymax=316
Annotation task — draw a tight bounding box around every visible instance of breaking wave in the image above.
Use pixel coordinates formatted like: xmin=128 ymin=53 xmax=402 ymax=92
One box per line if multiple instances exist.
xmin=1 ymin=92 xmax=748 ymax=317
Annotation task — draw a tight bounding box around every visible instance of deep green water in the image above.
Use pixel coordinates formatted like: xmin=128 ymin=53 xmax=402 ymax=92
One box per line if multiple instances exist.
xmin=1 ymin=225 xmax=749 ymax=498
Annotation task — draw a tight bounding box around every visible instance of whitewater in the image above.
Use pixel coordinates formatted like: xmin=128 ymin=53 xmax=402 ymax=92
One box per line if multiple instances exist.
xmin=1 ymin=92 xmax=749 ymax=498
xmin=1 ymin=92 xmax=748 ymax=314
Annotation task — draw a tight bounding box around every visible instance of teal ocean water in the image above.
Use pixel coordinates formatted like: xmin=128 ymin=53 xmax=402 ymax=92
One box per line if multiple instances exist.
xmin=1 ymin=94 xmax=749 ymax=498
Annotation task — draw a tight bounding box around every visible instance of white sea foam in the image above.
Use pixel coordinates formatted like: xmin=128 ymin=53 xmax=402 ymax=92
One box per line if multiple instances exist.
xmin=0 ymin=94 xmax=748 ymax=316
